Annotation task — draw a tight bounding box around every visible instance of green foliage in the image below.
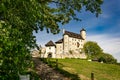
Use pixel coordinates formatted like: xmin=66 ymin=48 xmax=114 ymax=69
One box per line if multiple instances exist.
xmin=83 ymin=41 xmax=117 ymax=64
xmin=0 ymin=0 xmax=103 ymax=34
xmin=98 ymin=53 xmax=117 ymax=64
xmin=0 ymin=0 xmax=103 ymax=79
xmin=0 ymin=20 xmax=34 ymax=79
xmin=83 ymin=41 xmax=103 ymax=58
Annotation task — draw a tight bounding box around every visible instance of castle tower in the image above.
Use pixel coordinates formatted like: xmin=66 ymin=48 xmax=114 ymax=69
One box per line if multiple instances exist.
xmin=63 ymin=31 xmax=69 ymax=53
xmin=80 ymin=28 xmax=86 ymax=40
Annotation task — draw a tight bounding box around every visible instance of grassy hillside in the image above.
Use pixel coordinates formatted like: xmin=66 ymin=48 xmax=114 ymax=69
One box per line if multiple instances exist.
xmin=47 ymin=58 xmax=120 ymax=80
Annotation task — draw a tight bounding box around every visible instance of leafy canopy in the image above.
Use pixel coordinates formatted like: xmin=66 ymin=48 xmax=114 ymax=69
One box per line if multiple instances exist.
xmin=83 ymin=41 xmax=117 ymax=63
xmin=0 ymin=0 xmax=103 ymax=34
xmin=98 ymin=53 xmax=117 ymax=64
xmin=0 ymin=0 xmax=103 ymax=79
xmin=83 ymin=41 xmax=103 ymax=57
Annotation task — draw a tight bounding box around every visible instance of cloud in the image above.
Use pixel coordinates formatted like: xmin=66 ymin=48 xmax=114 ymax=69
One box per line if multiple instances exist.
xmin=87 ymin=34 xmax=120 ymax=62
xmin=34 ymin=30 xmax=120 ymax=62
xmin=100 ymin=14 xmax=110 ymax=19
xmin=33 ymin=30 xmax=62 ymax=46
xmin=107 ymin=20 xmax=120 ymax=35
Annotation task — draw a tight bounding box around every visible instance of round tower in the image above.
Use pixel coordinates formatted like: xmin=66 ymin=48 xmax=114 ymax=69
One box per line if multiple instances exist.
xmin=80 ymin=28 xmax=86 ymax=40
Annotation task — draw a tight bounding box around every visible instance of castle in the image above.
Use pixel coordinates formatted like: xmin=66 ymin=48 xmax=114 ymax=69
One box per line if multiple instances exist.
xmin=40 ymin=28 xmax=87 ymax=58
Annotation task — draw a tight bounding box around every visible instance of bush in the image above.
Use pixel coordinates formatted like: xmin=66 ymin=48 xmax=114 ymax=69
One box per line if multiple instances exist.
xmin=98 ymin=53 xmax=117 ymax=64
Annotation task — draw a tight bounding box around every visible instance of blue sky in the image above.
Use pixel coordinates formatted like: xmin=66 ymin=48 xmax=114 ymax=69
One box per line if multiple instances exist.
xmin=34 ymin=0 xmax=120 ymax=62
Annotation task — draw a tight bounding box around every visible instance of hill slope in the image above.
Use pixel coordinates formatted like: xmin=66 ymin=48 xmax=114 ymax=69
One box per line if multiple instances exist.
xmin=56 ymin=59 xmax=120 ymax=80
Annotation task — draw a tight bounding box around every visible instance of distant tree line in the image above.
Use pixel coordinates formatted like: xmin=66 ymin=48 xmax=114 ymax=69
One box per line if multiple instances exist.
xmin=83 ymin=41 xmax=117 ymax=64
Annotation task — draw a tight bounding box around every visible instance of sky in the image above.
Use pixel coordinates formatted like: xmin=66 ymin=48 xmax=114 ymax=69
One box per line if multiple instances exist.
xmin=34 ymin=0 xmax=120 ymax=62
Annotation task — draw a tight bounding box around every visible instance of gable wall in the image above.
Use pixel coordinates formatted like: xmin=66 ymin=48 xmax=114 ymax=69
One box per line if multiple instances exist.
xmin=56 ymin=43 xmax=63 ymax=54
xmin=45 ymin=46 xmax=56 ymax=58
xmin=68 ymin=37 xmax=84 ymax=51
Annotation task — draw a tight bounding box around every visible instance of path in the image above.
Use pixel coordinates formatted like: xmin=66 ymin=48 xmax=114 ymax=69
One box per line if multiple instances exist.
xmin=32 ymin=57 xmax=70 ymax=80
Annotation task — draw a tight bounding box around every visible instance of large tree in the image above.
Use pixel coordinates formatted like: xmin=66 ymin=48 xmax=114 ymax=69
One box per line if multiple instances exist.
xmin=0 ymin=0 xmax=103 ymax=79
xmin=83 ymin=41 xmax=103 ymax=58
xmin=83 ymin=41 xmax=117 ymax=63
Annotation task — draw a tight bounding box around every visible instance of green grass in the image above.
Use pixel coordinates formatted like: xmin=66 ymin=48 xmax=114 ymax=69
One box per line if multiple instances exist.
xmin=47 ymin=58 xmax=120 ymax=80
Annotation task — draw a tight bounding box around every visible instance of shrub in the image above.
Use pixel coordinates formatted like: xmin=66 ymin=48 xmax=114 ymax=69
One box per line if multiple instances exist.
xmin=98 ymin=53 xmax=117 ymax=64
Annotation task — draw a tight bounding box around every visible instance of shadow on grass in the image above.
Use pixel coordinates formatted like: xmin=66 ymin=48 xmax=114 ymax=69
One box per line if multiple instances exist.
xmin=41 ymin=58 xmax=81 ymax=80
xmin=55 ymin=67 xmax=80 ymax=80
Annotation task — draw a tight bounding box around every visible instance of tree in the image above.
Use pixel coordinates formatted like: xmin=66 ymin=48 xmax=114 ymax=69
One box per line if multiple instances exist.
xmin=0 ymin=0 xmax=103 ymax=79
xmin=83 ymin=41 xmax=117 ymax=63
xmin=83 ymin=41 xmax=103 ymax=59
xmin=98 ymin=53 xmax=117 ymax=64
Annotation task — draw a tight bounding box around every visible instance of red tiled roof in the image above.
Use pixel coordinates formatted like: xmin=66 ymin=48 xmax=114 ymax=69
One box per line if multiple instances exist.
xmin=45 ymin=40 xmax=55 ymax=46
xmin=64 ymin=31 xmax=84 ymax=40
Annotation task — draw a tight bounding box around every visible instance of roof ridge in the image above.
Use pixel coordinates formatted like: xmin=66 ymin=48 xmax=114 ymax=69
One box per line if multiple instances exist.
xmin=55 ymin=38 xmax=63 ymax=43
xmin=64 ymin=30 xmax=84 ymax=40
xmin=65 ymin=30 xmax=80 ymax=35
xmin=45 ymin=40 xmax=55 ymax=46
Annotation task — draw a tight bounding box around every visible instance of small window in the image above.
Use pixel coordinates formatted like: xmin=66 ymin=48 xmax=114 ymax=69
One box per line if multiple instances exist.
xmin=77 ymin=42 xmax=80 ymax=48
xmin=81 ymin=44 xmax=83 ymax=46
xmin=49 ymin=47 xmax=51 ymax=49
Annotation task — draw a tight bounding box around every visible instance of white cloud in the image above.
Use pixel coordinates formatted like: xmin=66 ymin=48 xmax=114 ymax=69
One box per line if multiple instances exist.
xmin=87 ymin=34 xmax=120 ymax=62
xmin=33 ymin=30 xmax=62 ymax=46
xmin=100 ymin=14 xmax=110 ymax=19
